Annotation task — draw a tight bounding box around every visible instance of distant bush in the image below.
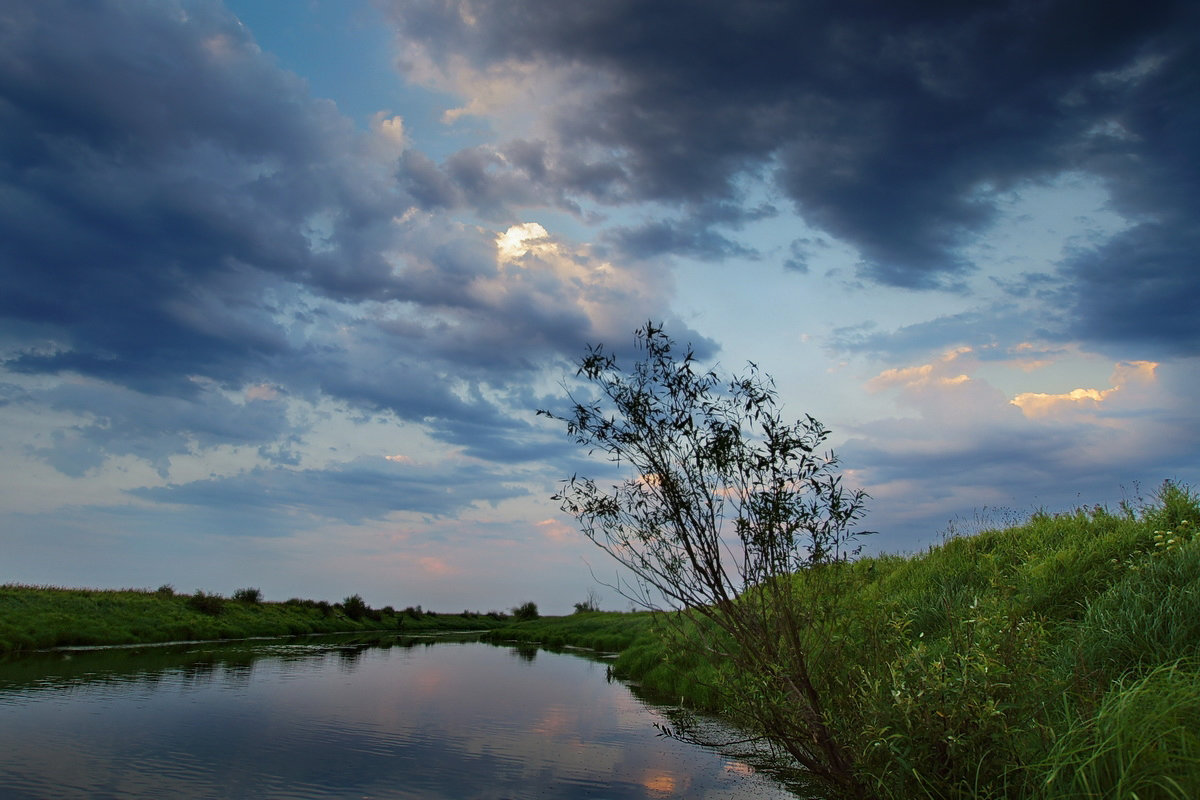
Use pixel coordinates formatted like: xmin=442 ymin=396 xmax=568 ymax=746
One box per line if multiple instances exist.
xmin=342 ymin=594 xmax=369 ymax=621
xmin=232 ymin=587 xmax=262 ymax=604
xmin=573 ymin=590 xmax=601 ymax=614
xmin=155 ymin=584 xmax=175 ymax=598
xmin=403 ymin=605 xmax=423 ymax=619
xmin=187 ymin=590 xmax=225 ymax=616
xmin=512 ymin=601 xmax=539 ymax=621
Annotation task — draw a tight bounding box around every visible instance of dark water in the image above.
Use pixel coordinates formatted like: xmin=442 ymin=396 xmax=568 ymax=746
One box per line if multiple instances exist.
xmin=0 ymin=635 xmax=800 ymax=799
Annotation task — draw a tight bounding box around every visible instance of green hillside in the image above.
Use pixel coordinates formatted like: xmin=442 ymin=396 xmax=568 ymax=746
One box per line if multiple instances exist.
xmin=491 ymin=482 xmax=1200 ymax=799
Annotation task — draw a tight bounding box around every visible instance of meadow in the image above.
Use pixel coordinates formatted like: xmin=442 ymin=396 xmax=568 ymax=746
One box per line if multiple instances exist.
xmin=488 ymin=482 xmax=1200 ymax=799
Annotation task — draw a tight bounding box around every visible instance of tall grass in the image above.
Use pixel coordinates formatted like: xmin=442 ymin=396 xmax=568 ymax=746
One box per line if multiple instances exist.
xmin=490 ymin=481 xmax=1200 ymax=799
xmin=832 ymin=482 xmax=1200 ymax=799
xmin=1038 ymin=660 xmax=1200 ymax=800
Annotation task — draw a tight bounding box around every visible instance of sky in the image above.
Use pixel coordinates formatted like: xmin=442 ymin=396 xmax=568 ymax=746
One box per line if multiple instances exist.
xmin=1 ymin=0 xmax=1197 ymax=614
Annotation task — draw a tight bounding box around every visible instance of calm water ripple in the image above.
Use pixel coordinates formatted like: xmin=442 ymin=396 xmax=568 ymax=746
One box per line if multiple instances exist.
xmin=0 ymin=636 xmax=804 ymax=799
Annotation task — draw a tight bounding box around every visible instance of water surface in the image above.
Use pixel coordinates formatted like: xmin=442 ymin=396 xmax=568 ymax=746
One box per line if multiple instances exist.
xmin=0 ymin=635 xmax=799 ymax=799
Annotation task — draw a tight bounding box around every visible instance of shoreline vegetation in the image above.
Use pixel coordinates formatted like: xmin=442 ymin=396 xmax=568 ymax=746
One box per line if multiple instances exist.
xmin=490 ymin=482 xmax=1200 ymax=799
xmin=0 ymin=587 xmax=508 ymax=654
xmin=3 ymin=482 xmax=1197 ymax=797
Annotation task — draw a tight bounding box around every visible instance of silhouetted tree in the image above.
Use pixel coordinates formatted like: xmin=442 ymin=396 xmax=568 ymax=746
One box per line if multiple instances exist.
xmin=540 ymin=323 xmax=870 ymax=798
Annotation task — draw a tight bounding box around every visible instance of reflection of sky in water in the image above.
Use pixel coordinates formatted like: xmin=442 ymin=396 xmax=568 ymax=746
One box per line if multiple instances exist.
xmin=0 ymin=639 xmax=796 ymax=799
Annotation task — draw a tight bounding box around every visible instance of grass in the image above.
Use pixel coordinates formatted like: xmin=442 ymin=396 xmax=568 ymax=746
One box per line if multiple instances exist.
xmin=485 ymin=481 xmax=1200 ymax=799
xmin=485 ymin=610 xmax=657 ymax=652
xmin=0 ymin=586 xmax=507 ymax=654
xmin=1037 ymin=660 xmax=1200 ymax=800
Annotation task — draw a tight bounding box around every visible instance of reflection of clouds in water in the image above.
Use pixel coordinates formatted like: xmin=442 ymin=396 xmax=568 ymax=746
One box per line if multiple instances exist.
xmin=0 ymin=640 xmax=796 ymax=798
xmin=641 ymin=770 xmax=681 ymax=795
xmin=531 ymin=703 xmax=573 ymax=736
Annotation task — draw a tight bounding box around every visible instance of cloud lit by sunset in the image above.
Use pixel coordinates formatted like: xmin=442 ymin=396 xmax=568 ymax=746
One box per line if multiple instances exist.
xmin=1012 ymin=361 xmax=1159 ymax=418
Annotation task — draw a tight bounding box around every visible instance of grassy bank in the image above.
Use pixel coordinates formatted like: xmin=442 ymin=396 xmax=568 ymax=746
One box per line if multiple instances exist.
xmin=0 ymin=585 xmax=506 ymax=654
xmin=486 ymin=609 xmax=656 ymax=652
xmin=488 ymin=482 xmax=1200 ymax=799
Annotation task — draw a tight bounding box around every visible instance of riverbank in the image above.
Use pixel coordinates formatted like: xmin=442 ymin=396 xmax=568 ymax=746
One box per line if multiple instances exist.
xmin=489 ymin=482 xmax=1200 ymax=799
xmin=0 ymin=585 xmax=506 ymax=654
xmin=5 ymin=483 xmax=1196 ymax=797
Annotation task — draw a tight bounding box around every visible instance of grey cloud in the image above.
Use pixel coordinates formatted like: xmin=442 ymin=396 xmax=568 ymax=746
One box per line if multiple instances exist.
xmin=783 ymin=238 xmax=823 ymax=275
xmin=399 ymin=150 xmax=463 ymax=210
xmin=0 ymin=0 xmax=408 ymax=394
xmin=0 ymin=381 xmax=30 ymax=407
xmin=387 ymin=0 xmax=1199 ymax=339
xmin=603 ymin=219 xmax=755 ymax=262
xmin=989 ymin=271 xmax=1062 ymax=301
xmin=430 ymin=417 xmax=568 ymax=464
xmin=828 ymin=306 xmax=1041 ymax=362
xmin=1061 ymin=223 xmax=1200 ymax=357
xmin=128 ymin=457 xmax=528 ymax=525
xmin=603 ymin=201 xmax=775 ymax=262
xmin=31 ymin=379 xmax=297 ymax=476
xmin=0 ymin=0 xmax=707 ymax=479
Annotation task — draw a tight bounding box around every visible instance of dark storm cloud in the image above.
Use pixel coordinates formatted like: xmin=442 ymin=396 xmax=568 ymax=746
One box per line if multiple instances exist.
xmin=1061 ymin=223 xmax=1200 ymax=357
xmin=0 ymin=0 xmax=402 ymax=393
xmin=389 ymin=0 xmax=1199 ymax=343
xmin=0 ymin=0 xmax=703 ymax=475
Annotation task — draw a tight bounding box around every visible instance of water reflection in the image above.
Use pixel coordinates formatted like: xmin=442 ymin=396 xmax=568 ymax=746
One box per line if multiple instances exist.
xmin=0 ymin=635 xmax=800 ymax=799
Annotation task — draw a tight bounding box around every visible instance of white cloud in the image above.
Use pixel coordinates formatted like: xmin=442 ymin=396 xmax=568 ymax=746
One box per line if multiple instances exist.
xmin=371 ymin=112 xmax=409 ymax=156
xmin=495 ymin=222 xmax=550 ymax=261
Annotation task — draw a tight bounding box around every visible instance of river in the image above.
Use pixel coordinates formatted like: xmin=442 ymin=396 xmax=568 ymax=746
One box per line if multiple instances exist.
xmin=0 ymin=634 xmax=804 ymax=799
